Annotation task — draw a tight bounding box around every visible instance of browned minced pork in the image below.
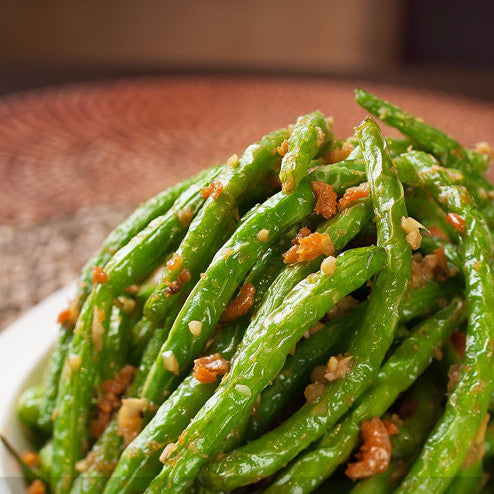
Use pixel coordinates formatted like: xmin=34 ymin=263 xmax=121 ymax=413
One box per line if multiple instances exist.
xmin=193 ymin=353 xmax=229 ymax=383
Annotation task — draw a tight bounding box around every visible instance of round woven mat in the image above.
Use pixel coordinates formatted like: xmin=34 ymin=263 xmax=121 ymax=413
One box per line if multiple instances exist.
xmin=1 ymin=75 xmax=493 ymax=329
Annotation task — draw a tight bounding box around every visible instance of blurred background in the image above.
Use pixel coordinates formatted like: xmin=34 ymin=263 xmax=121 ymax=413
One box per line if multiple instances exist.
xmin=1 ymin=0 xmax=494 ymax=329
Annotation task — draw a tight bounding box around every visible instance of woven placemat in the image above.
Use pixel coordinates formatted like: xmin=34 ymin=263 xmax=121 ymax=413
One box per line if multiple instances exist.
xmin=1 ymin=76 xmax=493 ymax=329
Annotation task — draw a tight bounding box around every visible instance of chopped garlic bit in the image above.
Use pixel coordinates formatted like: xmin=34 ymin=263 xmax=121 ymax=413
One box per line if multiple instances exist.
xmin=162 ymin=351 xmax=180 ymax=375
xmin=257 ymin=228 xmax=270 ymax=242
xmin=66 ymin=354 xmax=82 ymax=376
xmin=222 ymin=247 xmax=234 ymax=260
xmin=188 ymin=320 xmax=202 ymax=337
xmin=324 ymin=354 xmax=354 ymax=382
xmin=235 ymin=384 xmax=252 ymax=398
xmin=159 ymin=442 xmax=178 ymax=463
xmin=321 ymin=255 xmax=336 ymax=276
xmin=277 ymin=139 xmax=289 ymax=156
xmin=115 ymin=296 xmax=136 ymax=314
xmin=401 ymin=216 xmax=424 ymax=250
xmin=91 ymin=306 xmax=106 ymax=352
xmin=227 ymin=153 xmax=240 ymax=167
xmin=117 ymin=398 xmax=148 ymax=446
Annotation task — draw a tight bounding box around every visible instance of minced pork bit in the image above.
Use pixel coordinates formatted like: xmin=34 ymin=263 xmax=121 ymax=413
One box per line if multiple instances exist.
xmin=311 ymin=181 xmax=337 ymax=219
xmin=193 ymin=353 xmax=229 ymax=383
xmin=177 ymin=206 xmax=193 ymax=227
xmin=446 ymin=212 xmax=466 ymax=233
xmin=221 ymin=282 xmax=256 ymax=322
xmin=283 ymin=228 xmax=333 ymax=265
xmin=338 ymin=183 xmax=370 ymax=211
xmin=90 ymin=365 xmax=135 ymax=438
xmin=166 ymin=253 xmax=182 ymax=272
xmin=410 ymin=248 xmax=454 ymax=288
xmin=92 ymin=265 xmax=109 ymax=284
xmin=325 ymin=141 xmax=354 ymax=164
xmin=57 ymin=295 xmax=81 ymax=327
xmin=201 ymin=181 xmax=224 ymax=199
xmin=27 ymin=480 xmax=46 ymax=494
xmin=277 ymin=139 xmax=289 ymax=156
xmin=345 ymin=416 xmax=398 ymax=480
xmin=165 ymin=268 xmax=191 ymax=295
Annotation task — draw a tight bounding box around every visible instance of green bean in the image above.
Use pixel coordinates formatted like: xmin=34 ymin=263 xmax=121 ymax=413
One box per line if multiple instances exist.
xmin=198 ymin=117 xmax=412 ymax=490
xmin=247 ymin=278 xmax=458 ymax=440
xmin=140 ymin=162 xmax=366 ymax=410
xmin=350 ymin=379 xmax=443 ymax=494
xmin=146 ymin=246 xmax=386 ymax=492
xmin=446 ymin=460 xmax=484 ymax=494
xmin=79 ymin=166 xmax=217 ymax=294
xmin=101 ymin=242 xmax=288 ymax=494
xmin=219 ymin=297 xmax=464 ymax=493
xmin=17 ymin=385 xmax=45 ymax=435
xmin=145 ymin=129 xmax=290 ymax=327
xmin=355 ymin=89 xmax=494 ymax=225
xmin=391 ymin=151 xmax=494 ymax=493
xmin=280 ymin=111 xmax=331 ymax=193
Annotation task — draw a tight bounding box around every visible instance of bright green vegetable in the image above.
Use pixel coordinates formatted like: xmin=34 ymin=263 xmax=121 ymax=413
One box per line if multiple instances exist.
xmin=279 ymin=110 xmax=331 ymax=193
xmin=198 ymin=117 xmax=412 ymax=490
xmin=146 ymin=246 xmax=386 ymax=492
xmin=265 ymin=298 xmax=465 ymax=493
xmin=145 ymin=128 xmax=290 ymax=327
xmin=392 ymin=151 xmax=494 ymax=494
xmin=140 ymin=162 xmax=366 ymax=410
xmin=355 ymin=88 xmax=494 ymax=226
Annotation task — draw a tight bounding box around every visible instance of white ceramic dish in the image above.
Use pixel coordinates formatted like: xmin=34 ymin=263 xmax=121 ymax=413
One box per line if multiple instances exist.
xmin=0 ymin=283 xmax=76 ymax=493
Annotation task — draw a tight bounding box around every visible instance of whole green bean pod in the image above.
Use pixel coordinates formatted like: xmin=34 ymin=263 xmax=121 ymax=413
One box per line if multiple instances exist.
xmin=247 ymin=277 xmax=458 ymax=440
xmin=198 ymin=117 xmax=412 ymax=490
xmin=350 ymin=379 xmax=443 ymax=494
xmin=446 ymin=461 xmax=484 ymax=494
xmin=267 ymin=299 xmax=464 ymax=493
xmin=101 ymin=242 xmax=288 ymax=494
xmin=146 ymin=246 xmax=386 ymax=493
xmin=392 ymin=151 xmax=494 ymax=494
xmin=279 ymin=110 xmax=331 ymax=194
xmin=355 ymin=89 xmax=494 ymax=225
xmin=17 ymin=384 xmax=46 ymax=435
xmin=140 ymin=162 xmax=366 ymax=410
xmin=145 ymin=128 xmax=290 ymax=327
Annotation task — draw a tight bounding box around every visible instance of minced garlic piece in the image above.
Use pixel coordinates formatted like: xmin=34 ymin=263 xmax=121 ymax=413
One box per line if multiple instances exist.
xmin=117 ymin=398 xmax=148 ymax=445
xmin=162 ymin=351 xmax=180 ymax=375
xmin=115 ymin=296 xmax=136 ymax=314
xmin=324 ymin=354 xmax=353 ymax=382
xmin=277 ymin=139 xmax=289 ymax=156
xmin=159 ymin=442 xmax=178 ymax=463
xmin=321 ymin=256 xmax=336 ymax=276
xmin=401 ymin=216 xmax=425 ymax=250
xmin=188 ymin=320 xmax=202 ymax=337
xmin=91 ymin=306 xmax=106 ymax=352
xmin=235 ymin=384 xmax=251 ymax=398
xmin=66 ymin=354 xmax=82 ymax=376
xmin=257 ymin=228 xmax=270 ymax=242
xmin=227 ymin=153 xmax=240 ymax=167
xmin=222 ymin=247 xmax=234 ymax=260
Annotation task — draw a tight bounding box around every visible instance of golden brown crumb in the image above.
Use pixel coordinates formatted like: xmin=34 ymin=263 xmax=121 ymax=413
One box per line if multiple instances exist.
xmin=92 ymin=265 xmax=109 ymax=284
xmin=277 ymin=139 xmax=289 ymax=156
xmin=162 ymin=351 xmax=180 ymax=375
xmin=325 ymin=141 xmax=354 ymax=164
xmin=21 ymin=451 xmax=40 ymax=468
xmin=177 ymin=206 xmax=193 ymax=227
xmin=193 ymin=353 xmax=229 ymax=383
xmin=410 ymin=248 xmax=454 ymax=288
xmin=338 ymin=183 xmax=370 ymax=211
xmin=283 ymin=228 xmax=333 ymax=265
xmin=446 ymin=212 xmax=466 ymax=233
xmin=311 ymin=181 xmax=337 ymax=219
xmin=345 ymin=417 xmax=394 ymax=480
xmin=165 ymin=268 xmax=191 ymax=295
xmin=201 ymin=181 xmax=224 ymax=199
xmin=117 ymin=398 xmax=148 ymax=445
xmin=114 ymin=296 xmax=136 ymax=314
xmin=90 ymin=365 xmax=135 ymax=438
xmin=221 ymin=282 xmax=256 ymax=322
xmin=382 ymin=419 xmax=399 ymax=437
xmin=57 ymin=296 xmax=81 ymax=327
xmin=257 ymin=228 xmax=270 ymax=242
xmin=304 ymin=381 xmax=325 ymax=403
xmin=323 ymin=354 xmax=353 ymax=382
xmin=166 ymin=253 xmax=182 ymax=272
xmin=27 ymin=479 xmax=46 ymax=494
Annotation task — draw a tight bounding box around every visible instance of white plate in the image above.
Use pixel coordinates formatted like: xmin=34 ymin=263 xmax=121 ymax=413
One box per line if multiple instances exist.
xmin=0 ymin=283 xmax=76 ymax=493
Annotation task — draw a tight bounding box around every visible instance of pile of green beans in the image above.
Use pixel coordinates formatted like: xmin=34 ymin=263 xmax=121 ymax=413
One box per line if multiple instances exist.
xmin=8 ymin=92 xmax=494 ymax=494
